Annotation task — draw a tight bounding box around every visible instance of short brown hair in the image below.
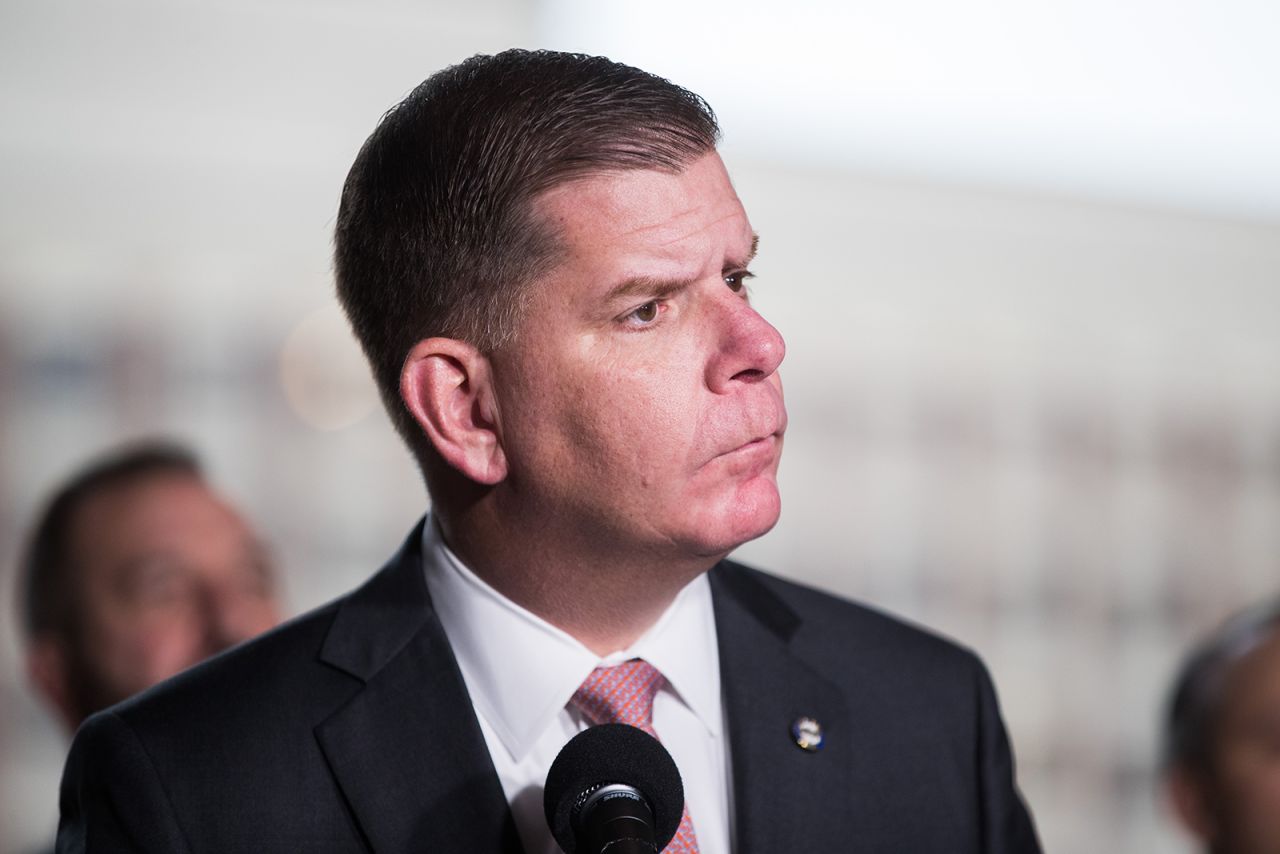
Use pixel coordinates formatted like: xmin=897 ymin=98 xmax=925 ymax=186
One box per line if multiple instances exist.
xmin=334 ymin=49 xmax=720 ymax=462
xmin=18 ymin=440 xmax=202 ymax=642
xmin=1163 ymin=599 xmax=1280 ymax=775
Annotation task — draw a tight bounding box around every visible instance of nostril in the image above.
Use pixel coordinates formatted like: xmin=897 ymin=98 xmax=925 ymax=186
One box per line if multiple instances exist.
xmin=731 ymin=368 xmax=766 ymax=383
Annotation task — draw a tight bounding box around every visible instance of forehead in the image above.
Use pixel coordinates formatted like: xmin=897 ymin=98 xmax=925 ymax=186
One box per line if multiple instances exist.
xmin=1222 ymin=631 xmax=1280 ymax=715
xmin=70 ymin=475 xmax=251 ymax=568
xmin=534 ymin=152 xmax=752 ymax=262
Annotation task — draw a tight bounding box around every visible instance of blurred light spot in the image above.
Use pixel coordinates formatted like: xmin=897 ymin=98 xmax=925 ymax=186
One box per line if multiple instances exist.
xmin=278 ymin=303 xmax=376 ymax=431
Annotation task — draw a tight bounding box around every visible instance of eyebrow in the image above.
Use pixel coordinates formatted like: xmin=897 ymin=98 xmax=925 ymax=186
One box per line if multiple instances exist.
xmin=724 ymin=233 xmax=760 ymax=272
xmin=604 ymin=274 xmax=697 ymax=304
xmin=603 ymin=233 xmax=761 ymax=303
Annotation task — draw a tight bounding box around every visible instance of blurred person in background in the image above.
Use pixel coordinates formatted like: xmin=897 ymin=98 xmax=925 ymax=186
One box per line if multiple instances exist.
xmin=18 ymin=440 xmax=282 ymax=733
xmin=1164 ymin=600 xmax=1280 ymax=854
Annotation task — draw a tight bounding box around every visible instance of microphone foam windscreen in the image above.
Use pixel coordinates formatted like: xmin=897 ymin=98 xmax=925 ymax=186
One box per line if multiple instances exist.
xmin=543 ymin=723 xmax=685 ymax=854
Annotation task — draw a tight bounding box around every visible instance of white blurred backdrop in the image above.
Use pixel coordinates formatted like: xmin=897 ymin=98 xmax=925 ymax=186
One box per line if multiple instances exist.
xmin=2 ymin=1 xmax=1277 ymax=851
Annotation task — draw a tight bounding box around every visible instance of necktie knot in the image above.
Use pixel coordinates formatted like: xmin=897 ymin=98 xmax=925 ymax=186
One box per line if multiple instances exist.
xmin=571 ymin=658 xmax=664 ymax=731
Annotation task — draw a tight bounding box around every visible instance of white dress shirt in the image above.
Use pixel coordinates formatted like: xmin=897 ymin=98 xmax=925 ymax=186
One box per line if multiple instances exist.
xmin=421 ymin=519 xmax=732 ymax=854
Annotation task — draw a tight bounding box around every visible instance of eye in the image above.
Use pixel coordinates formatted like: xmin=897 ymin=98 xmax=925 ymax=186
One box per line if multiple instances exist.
xmin=116 ymin=559 xmax=190 ymax=608
xmin=725 ymin=270 xmax=755 ymax=294
xmin=626 ymin=300 xmax=660 ymax=325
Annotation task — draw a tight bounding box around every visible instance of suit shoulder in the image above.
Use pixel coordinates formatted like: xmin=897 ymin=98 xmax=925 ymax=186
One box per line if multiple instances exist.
xmin=107 ymin=596 xmax=351 ymax=733
xmin=715 ymin=559 xmax=984 ymax=677
xmin=711 ymin=560 xmax=1040 ymax=851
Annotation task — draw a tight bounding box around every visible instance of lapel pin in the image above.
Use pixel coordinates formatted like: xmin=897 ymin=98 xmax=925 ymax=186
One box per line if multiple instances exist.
xmin=790 ymin=716 xmax=824 ymax=752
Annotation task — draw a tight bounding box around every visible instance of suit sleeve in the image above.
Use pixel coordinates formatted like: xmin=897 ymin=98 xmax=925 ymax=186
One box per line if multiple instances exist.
xmin=973 ymin=659 xmax=1042 ymax=854
xmin=57 ymin=710 xmax=193 ymax=854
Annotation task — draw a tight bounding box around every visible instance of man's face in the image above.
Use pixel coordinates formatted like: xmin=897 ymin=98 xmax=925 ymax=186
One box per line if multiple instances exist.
xmin=1193 ymin=630 xmax=1280 ymax=853
xmin=64 ymin=474 xmax=280 ymax=717
xmin=490 ymin=151 xmax=786 ymax=563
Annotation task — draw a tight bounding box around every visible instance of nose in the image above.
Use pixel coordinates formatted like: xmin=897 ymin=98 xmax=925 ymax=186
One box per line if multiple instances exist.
xmin=706 ymin=291 xmax=786 ymax=394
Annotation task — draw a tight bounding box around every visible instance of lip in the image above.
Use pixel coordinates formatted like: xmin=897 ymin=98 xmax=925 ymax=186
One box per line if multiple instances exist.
xmin=720 ymin=407 xmax=787 ymax=457
xmin=704 ymin=400 xmax=787 ymax=469
xmin=729 ymin=435 xmax=776 ymax=456
xmin=714 ymin=431 xmax=784 ymax=474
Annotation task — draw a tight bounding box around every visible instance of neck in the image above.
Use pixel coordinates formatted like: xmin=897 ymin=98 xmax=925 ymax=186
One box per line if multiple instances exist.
xmin=435 ymin=499 xmax=721 ymax=656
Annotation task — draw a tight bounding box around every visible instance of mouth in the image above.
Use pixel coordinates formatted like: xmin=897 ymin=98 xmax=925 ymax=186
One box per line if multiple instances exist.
xmin=704 ymin=401 xmax=788 ymax=472
xmin=716 ymin=430 xmax=784 ymax=473
xmin=732 ymin=435 xmax=776 ymax=455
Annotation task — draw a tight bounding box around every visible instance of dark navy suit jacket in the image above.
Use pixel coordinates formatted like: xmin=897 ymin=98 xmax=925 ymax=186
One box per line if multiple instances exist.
xmin=57 ymin=521 xmax=1041 ymax=852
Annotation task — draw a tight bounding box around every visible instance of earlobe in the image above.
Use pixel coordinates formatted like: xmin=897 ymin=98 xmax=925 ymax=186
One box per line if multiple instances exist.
xmin=1167 ymin=765 xmax=1216 ymax=842
xmin=27 ymin=639 xmax=75 ymax=731
xmin=401 ymin=338 xmax=508 ymax=485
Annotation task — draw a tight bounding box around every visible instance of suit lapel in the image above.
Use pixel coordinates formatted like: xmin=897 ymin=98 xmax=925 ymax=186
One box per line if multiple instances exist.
xmin=313 ymin=523 xmax=520 ymax=853
xmin=710 ymin=563 xmax=857 ymax=853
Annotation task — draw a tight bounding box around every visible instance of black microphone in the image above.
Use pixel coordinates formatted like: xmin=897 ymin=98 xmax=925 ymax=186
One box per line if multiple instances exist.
xmin=544 ymin=723 xmax=685 ymax=854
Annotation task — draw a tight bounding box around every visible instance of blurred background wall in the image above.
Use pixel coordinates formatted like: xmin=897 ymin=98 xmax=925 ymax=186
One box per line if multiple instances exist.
xmin=2 ymin=1 xmax=1277 ymax=851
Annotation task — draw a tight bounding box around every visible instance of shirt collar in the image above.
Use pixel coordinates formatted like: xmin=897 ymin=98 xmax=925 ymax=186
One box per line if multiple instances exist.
xmin=421 ymin=517 xmax=722 ymax=763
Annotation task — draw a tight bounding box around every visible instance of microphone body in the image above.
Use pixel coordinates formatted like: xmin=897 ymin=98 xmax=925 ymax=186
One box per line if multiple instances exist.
xmin=577 ymin=783 xmax=658 ymax=853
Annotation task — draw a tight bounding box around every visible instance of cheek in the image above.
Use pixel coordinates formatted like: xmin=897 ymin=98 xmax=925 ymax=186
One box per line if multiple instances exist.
xmin=87 ymin=608 xmax=205 ymax=692
xmin=1210 ymin=750 xmax=1280 ymax=850
xmin=1236 ymin=766 xmax=1280 ymax=813
xmin=240 ymin=598 xmax=282 ymax=635
xmin=551 ymin=359 xmax=703 ymax=473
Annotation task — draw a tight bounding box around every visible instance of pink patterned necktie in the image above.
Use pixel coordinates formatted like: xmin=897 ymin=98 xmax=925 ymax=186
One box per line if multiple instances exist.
xmin=570 ymin=659 xmax=701 ymax=854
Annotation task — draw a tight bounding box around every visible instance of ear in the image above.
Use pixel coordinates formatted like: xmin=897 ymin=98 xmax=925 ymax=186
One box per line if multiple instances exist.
xmin=26 ymin=638 xmax=77 ymax=732
xmin=401 ymin=338 xmax=507 ymax=485
xmin=1167 ymin=764 xmax=1216 ymax=842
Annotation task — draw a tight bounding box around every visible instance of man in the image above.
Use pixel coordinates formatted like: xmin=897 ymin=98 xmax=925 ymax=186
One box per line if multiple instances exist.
xmin=21 ymin=441 xmax=281 ymax=733
xmin=1165 ymin=601 xmax=1280 ymax=854
xmin=58 ymin=50 xmax=1039 ymax=852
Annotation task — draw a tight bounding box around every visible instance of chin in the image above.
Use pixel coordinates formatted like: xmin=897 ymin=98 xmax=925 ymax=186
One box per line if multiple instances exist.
xmin=682 ymin=478 xmax=781 ymax=559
